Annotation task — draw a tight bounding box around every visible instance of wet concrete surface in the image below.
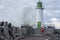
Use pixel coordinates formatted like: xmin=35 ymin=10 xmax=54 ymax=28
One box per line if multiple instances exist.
xmin=21 ymin=36 xmax=60 ymax=40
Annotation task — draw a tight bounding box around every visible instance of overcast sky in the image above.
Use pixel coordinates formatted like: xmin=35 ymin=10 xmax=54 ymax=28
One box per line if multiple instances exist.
xmin=0 ymin=0 xmax=60 ymax=28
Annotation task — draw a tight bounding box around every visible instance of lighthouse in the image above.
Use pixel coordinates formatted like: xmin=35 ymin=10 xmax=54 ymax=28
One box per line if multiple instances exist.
xmin=36 ymin=0 xmax=44 ymax=29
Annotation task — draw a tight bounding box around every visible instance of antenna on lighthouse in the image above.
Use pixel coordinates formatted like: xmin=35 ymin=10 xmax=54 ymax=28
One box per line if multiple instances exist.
xmin=39 ymin=0 xmax=41 ymax=2
xmin=39 ymin=0 xmax=41 ymax=1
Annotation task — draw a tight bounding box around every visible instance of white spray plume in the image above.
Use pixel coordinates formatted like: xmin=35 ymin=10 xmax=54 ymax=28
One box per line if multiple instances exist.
xmin=22 ymin=7 xmax=34 ymax=26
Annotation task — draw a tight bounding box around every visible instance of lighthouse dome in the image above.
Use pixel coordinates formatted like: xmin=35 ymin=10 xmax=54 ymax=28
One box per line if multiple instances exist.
xmin=37 ymin=1 xmax=42 ymax=8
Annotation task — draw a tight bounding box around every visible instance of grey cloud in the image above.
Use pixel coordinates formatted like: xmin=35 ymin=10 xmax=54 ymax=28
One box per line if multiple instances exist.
xmin=42 ymin=0 xmax=60 ymax=10
xmin=43 ymin=9 xmax=60 ymax=22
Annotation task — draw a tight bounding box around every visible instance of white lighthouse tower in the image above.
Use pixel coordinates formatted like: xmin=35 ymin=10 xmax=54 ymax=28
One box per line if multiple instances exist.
xmin=36 ymin=0 xmax=44 ymax=29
